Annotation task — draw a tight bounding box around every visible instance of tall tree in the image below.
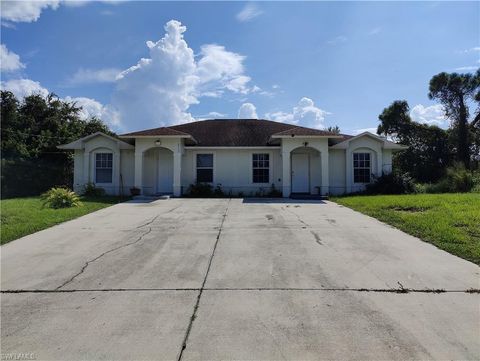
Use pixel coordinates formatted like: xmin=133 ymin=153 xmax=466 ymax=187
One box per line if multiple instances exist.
xmin=428 ymin=70 xmax=480 ymax=168
xmin=377 ymin=100 xmax=450 ymax=182
xmin=1 ymin=91 xmax=114 ymax=197
xmin=326 ymin=125 xmax=341 ymax=134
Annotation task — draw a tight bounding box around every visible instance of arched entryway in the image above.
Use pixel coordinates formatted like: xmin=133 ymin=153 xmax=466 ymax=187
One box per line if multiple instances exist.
xmin=142 ymin=147 xmax=174 ymax=195
xmin=291 ymin=146 xmax=322 ymax=194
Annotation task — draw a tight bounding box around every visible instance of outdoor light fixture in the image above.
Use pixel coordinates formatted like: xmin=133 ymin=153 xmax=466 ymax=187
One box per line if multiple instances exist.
xmin=303 ymin=141 xmax=309 ymax=147
xmin=155 ymin=139 xmax=161 ymax=146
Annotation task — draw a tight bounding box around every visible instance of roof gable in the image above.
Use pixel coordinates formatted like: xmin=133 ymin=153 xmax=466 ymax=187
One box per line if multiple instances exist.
xmin=58 ymin=132 xmax=134 ymax=150
xmin=330 ymin=131 xmax=407 ymax=150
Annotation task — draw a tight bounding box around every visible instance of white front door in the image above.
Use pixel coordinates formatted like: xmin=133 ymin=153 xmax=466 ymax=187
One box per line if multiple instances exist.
xmin=291 ymin=153 xmax=309 ymax=193
xmin=156 ymin=148 xmax=173 ymax=194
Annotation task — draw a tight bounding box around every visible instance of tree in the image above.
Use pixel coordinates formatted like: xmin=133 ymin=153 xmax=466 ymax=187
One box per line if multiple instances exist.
xmin=1 ymin=91 xmax=114 ymax=197
xmin=377 ymin=100 xmax=450 ymax=182
xmin=428 ymin=70 xmax=480 ymax=168
xmin=326 ymin=125 xmax=341 ymax=134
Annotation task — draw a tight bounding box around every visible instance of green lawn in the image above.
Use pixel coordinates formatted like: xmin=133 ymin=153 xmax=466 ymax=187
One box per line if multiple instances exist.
xmin=1 ymin=196 xmax=128 ymax=245
xmin=332 ymin=193 xmax=480 ymax=265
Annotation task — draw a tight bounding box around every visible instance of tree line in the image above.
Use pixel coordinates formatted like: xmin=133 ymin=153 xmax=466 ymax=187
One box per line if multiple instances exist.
xmin=377 ymin=70 xmax=479 ymax=183
xmin=1 ymin=91 xmax=114 ymax=198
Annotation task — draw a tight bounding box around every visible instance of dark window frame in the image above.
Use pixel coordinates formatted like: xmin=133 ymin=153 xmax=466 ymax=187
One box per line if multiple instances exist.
xmin=95 ymin=152 xmax=113 ymax=184
xmin=252 ymin=153 xmax=270 ymax=184
xmin=196 ymin=153 xmax=214 ymax=183
xmin=353 ymin=152 xmax=371 ymax=183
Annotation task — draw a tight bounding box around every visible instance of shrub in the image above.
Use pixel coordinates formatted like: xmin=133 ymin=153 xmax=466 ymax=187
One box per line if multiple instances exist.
xmin=83 ymin=182 xmax=106 ymax=197
xmin=41 ymin=187 xmax=82 ymax=209
xmin=267 ymin=183 xmax=282 ymax=197
xmin=365 ymin=172 xmax=415 ymax=195
xmin=186 ymin=182 xmax=213 ymax=197
xmin=420 ymin=164 xmax=474 ymax=193
xmin=213 ymin=184 xmax=225 ymax=197
xmin=445 ymin=164 xmax=473 ymax=192
xmin=472 ymin=170 xmax=480 ymax=193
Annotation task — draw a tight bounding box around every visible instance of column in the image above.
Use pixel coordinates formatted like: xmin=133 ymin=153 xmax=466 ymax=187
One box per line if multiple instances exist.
xmin=173 ymin=151 xmax=182 ymax=197
xmin=321 ymin=150 xmax=329 ymax=196
xmin=83 ymin=151 xmax=90 ymax=185
xmin=134 ymin=149 xmax=143 ymax=194
xmin=281 ymin=151 xmax=291 ymax=197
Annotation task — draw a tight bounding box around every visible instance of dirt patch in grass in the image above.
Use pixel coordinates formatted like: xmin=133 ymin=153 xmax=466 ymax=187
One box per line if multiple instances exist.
xmin=388 ymin=206 xmax=429 ymax=213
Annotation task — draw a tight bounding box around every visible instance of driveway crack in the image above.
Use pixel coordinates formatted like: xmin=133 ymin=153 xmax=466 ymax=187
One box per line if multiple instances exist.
xmin=55 ymin=214 xmax=161 ymax=290
xmin=177 ymin=199 xmax=231 ymax=361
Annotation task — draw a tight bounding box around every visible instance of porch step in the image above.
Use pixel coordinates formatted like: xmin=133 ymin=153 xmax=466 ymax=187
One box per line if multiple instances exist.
xmin=133 ymin=193 xmax=172 ymax=201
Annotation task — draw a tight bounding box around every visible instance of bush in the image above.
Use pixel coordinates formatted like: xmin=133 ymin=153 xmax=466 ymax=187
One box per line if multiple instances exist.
xmin=365 ymin=172 xmax=416 ymax=195
xmin=472 ymin=170 xmax=480 ymax=192
xmin=420 ymin=164 xmax=474 ymax=193
xmin=267 ymin=183 xmax=282 ymax=197
xmin=445 ymin=164 xmax=473 ymax=192
xmin=186 ymin=182 xmax=213 ymax=197
xmin=41 ymin=187 xmax=82 ymax=209
xmin=213 ymin=184 xmax=225 ymax=197
xmin=83 ymin=182 xmax=106 ymax=197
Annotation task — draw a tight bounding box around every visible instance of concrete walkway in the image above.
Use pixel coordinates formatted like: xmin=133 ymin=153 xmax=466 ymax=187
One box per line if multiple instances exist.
xmin=1 ymin=198 xmax=479 ymax=360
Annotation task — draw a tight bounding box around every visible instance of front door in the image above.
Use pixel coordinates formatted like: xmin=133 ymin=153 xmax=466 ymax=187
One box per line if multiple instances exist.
xmin=291 ymin=153 xmax=309 ymax=193
xmin=156 ymin=149 xmax=173 ymax=194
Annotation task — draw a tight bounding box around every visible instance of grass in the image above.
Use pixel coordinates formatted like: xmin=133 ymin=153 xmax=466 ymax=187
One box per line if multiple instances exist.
xmin=1 ymin=196 xmax=128 ymax=245
xmin=332 ymin=193 xmax=480 ymax=265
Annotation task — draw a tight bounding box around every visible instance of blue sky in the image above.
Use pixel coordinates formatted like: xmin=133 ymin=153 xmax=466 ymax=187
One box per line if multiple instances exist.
xmin=1 ymin=1 xmax=479 ymax=133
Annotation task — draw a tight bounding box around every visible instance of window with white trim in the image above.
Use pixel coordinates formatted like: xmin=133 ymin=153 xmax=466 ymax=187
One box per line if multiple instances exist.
xmin=196 ymin=154 xmax=213 ymax=183
xmin=95 ymin=153 xmax=113 ymax=183
xmin=252 ymin=153 xmax=270 ymax=183
xmin=353 ymin=153 xmax=371 ymax=183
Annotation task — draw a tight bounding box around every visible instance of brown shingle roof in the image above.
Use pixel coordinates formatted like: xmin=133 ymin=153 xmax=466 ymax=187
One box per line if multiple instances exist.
xmin=121 ymin=119 xmax=340 ymax=147
xmin=121 ymin=127 xmax=191 ymax=137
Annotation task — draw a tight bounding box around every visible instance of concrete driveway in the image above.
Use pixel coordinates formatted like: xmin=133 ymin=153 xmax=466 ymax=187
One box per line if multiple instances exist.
xmin=1 ymin=198 xmax=479 ymax=360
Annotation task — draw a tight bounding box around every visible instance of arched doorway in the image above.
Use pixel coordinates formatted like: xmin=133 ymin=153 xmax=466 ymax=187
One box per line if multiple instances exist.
xmin=291 ymin=146 xmax=321 ymax=194
xmin=143 ymin=147 xmax=174 ymax=195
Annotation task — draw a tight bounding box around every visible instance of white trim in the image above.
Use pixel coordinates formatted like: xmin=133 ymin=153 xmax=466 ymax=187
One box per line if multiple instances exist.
xmin=271 ymin=135 xmax=342 ymax=139
xmin=119 ymin=135 xmax=192 ymax=139
xmin=192 ymin=151 xmax=216 ymax=184
xmin=58 ymin=132 xmax=134 ymax=150
xmin=93 ymin=150 xmax=114 ymax=185
xmin=184 ymin=146 xmax=281 ymax=150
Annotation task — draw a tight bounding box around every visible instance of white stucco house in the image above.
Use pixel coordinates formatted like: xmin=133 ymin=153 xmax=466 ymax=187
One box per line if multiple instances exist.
xmin=58 ymin=119 xmax=407 ymax=197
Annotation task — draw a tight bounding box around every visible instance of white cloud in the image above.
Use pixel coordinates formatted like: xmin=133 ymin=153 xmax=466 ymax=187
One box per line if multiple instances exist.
xmin=0 ymin=0 xmax=60 ymax=22
xmin=327 ymin=35 xmax=347 ymax=45
xmin=238 ymin=103 xmax=258 ymax=119
xmin=461 ymin=47 xmax=480 ymax=53
xmin=112 ymin=20 xmax=253 ymax=128
xmin=454 ymin=66 xmax=478 ymax=72
xmin=68 ymin=67 xmax=121 ymax=85
xmin=64 ymin=96 xmax=121 ymax=127
xmin=236 ymin=3 xmax=262 ymax=22
xmin=352 ymin=127 xmax=378 ymax=135
xmin=1 ymin=78 xmax=121 ymax=129
xmin=0 ymin=78 xmax=49 ymax=98
xmin=0 ymin=44 xmax=25 ymax=72
xmin=0 ymin=0 xmax=120 ymax=23
xmin=410 ymin=104 xmax=447 ymax=126
xmin=266 ymin=97 xmax=330 ymax=129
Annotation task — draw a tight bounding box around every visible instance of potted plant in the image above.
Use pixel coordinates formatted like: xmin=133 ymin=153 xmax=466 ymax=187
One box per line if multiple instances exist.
xmin=130 ymin=187 xmax=141 ymax=196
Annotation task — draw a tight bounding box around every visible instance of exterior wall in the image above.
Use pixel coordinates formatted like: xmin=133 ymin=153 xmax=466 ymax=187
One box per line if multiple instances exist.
xmin=73 ymin=150 xmax=84 ymax=194
xmin=182 ymin=148 xmax=282 ymax=196
xmin=70 ymin=133 xmax=399 ymax=197
xmin=328 ymin=149 xmax=346 ymax=195
xmin=120 ymin=149 xmax=134 ymax=195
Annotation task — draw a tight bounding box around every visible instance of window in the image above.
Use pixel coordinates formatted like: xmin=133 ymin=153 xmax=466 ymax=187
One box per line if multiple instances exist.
xmin=353 ymin=153 xmax=371 ymax=183
xmin=252 ymin=153 xmax=270 ymax=183
xmin=196 ymin=154 xmax=213 ymax=183
xmin=95 ymin=153 xmax=113 ymax=183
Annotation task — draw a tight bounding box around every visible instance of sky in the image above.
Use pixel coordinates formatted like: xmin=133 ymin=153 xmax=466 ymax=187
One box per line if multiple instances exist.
xmin=1 ymin=1 xmax=479 ymax=134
